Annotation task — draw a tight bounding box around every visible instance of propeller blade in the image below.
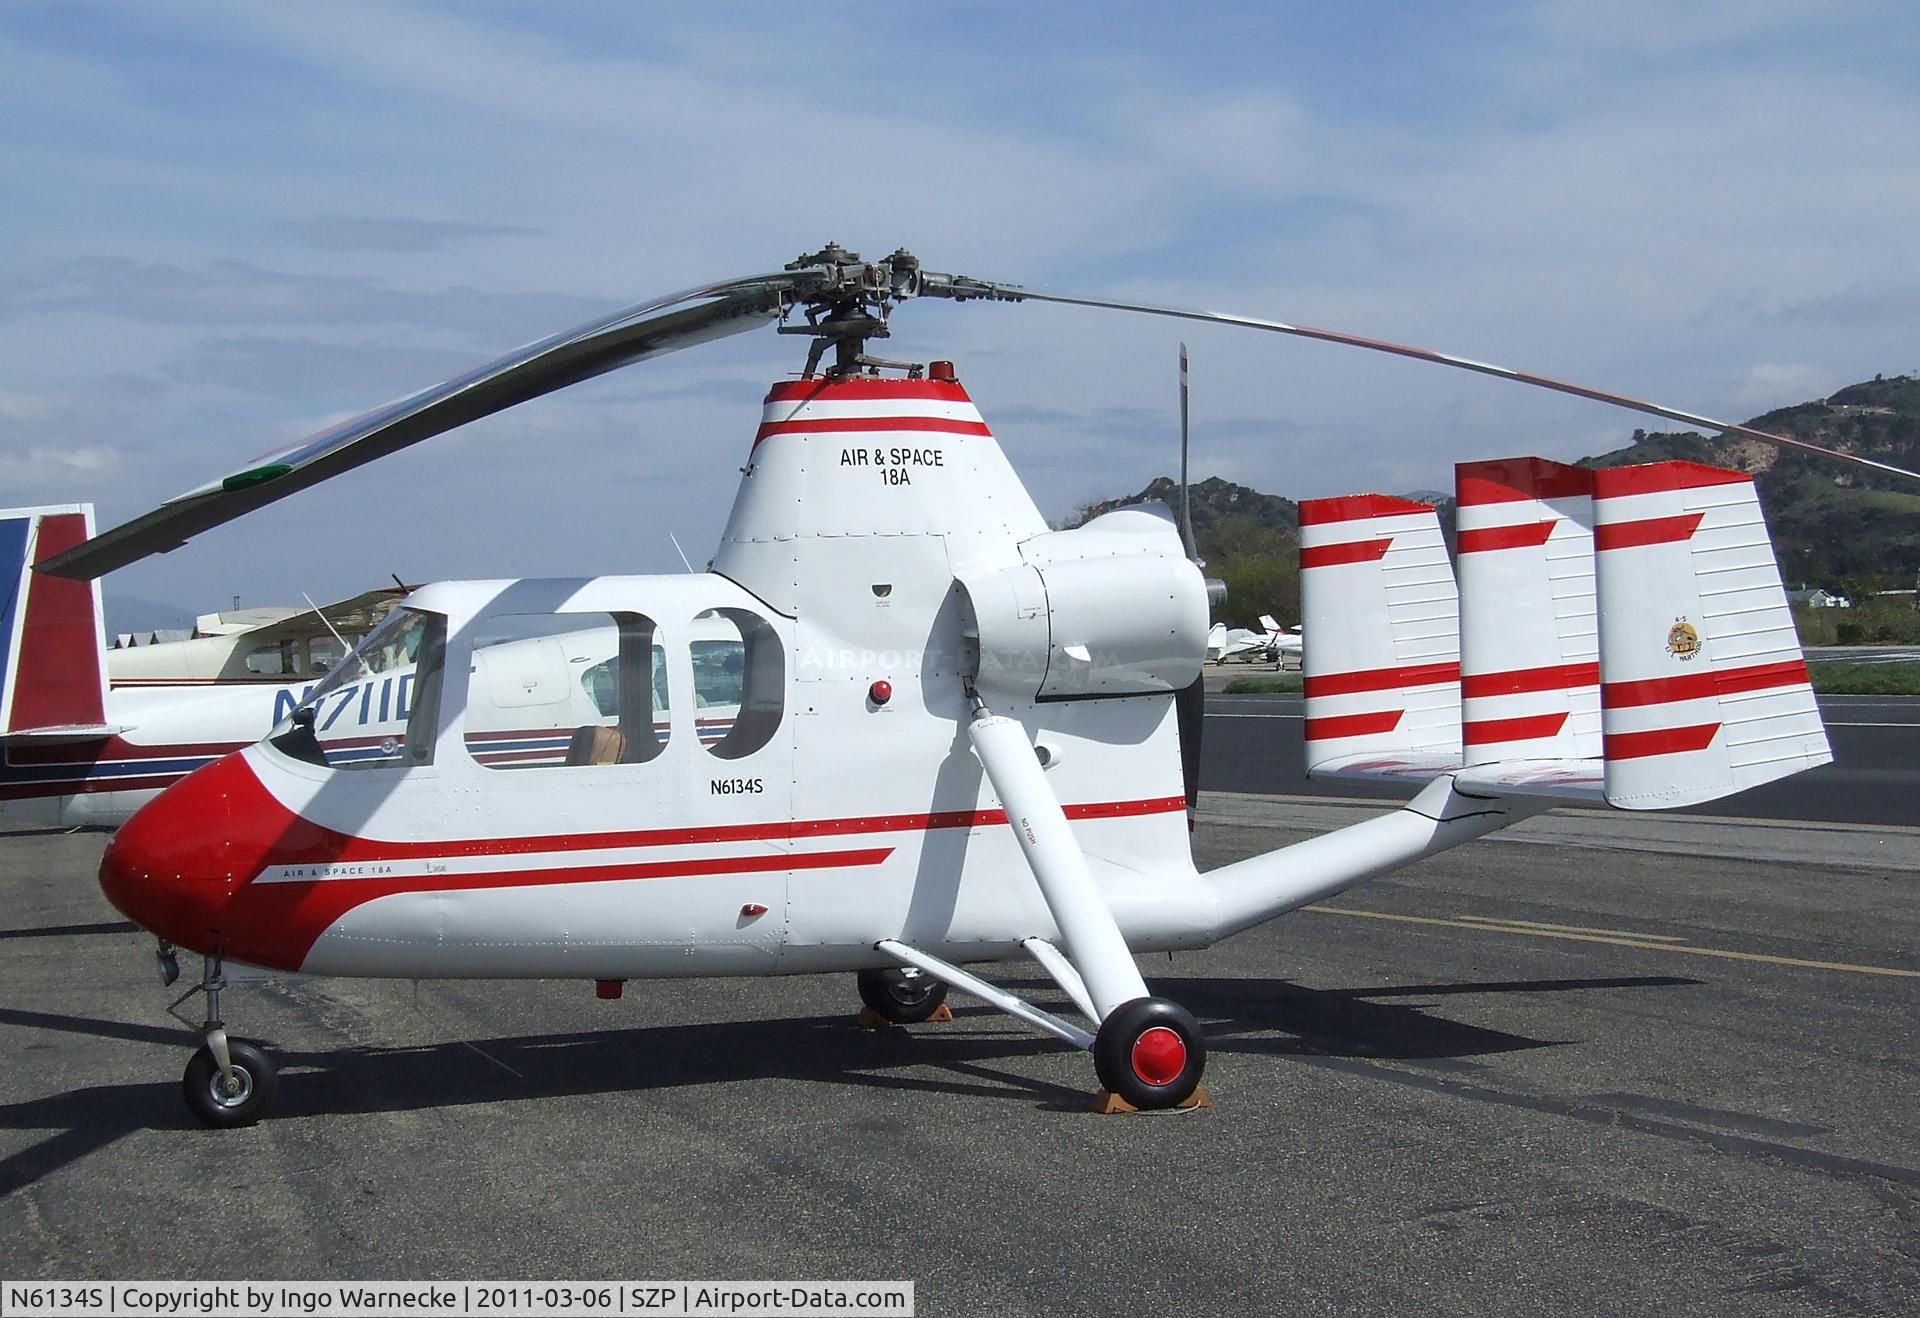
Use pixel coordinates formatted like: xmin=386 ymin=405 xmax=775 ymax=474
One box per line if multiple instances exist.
xmin=38 ymin=272 xmax=810 ymax=579
xmin=938 ymin=281 xmax=1920 ymax=485
xmin=1178 ymin=342 xmax=1197 ymax=561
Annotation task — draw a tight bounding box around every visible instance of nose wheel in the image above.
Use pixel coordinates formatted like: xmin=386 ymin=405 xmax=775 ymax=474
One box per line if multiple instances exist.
xmin=184 ymin=1036 xmax=277 ymax=1128
xmin=168 ymin=952 xmax=279 ymax=1128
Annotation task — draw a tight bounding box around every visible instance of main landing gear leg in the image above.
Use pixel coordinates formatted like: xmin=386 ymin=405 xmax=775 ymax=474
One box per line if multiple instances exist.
xmin=169 ymin=954 xmax=278 ymax=1128
xmin=965 ymin=695 xmax=1208 ymax=1111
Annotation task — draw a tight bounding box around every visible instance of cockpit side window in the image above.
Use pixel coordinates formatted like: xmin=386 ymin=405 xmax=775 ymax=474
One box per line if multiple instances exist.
xmin=691 ymin=607 xmax=783 ymax=760
xmin=268 ymin=607 xmax=444 ymax=770
xmin=464 ymin=611 xmax=666 ymax=769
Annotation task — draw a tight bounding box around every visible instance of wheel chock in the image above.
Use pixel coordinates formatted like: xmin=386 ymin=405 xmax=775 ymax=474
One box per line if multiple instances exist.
xmin=1093 ymin=1084 xmax=1211 ymax=1115
xmin=857 ymin=1002 xmax=956 ymax=1030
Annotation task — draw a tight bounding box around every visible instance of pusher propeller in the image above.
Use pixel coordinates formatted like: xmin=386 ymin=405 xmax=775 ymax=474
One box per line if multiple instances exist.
xmin=40 ymin=243 xmax=1919 ymax=580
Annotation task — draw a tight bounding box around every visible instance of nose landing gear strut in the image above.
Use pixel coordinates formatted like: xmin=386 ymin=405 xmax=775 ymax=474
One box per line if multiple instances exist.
xmin=168 ymin=952 xmax=278 ymax=1128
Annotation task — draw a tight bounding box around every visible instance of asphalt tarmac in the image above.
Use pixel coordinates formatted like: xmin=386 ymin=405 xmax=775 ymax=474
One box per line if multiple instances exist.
xmin=1 ymin=803 xmax=1914 ymax=1314
xmin=1201 ymin=692 xmax=1920 ymax=826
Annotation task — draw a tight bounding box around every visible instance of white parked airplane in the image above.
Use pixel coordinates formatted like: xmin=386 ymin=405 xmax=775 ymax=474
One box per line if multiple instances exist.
xmin=32 ymin=245 xmax=1892 ymax=1126
xmin=1206 ymin=614 xmax=1301 ymax=664
xmin=107 ymin=587 xmax=410 ymax=687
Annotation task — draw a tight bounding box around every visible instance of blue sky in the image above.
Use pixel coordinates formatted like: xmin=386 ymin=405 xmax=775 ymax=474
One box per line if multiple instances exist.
xmin=2 ymin=1 xmax=1916 ymax=619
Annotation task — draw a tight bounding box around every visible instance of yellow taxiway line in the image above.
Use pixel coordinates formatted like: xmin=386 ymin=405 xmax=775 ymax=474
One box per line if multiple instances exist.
xmin=1302 ymin=905 xmax=1919 ymax=978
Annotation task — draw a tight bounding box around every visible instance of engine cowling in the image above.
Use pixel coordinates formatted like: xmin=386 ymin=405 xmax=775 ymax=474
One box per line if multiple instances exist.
xmin=958 ymin=504 xmax=1208 ymax=702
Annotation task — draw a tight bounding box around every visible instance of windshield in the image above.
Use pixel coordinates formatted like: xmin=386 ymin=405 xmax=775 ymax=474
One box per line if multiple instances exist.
xmin=268 ymin=606 xmax=445 ymax=770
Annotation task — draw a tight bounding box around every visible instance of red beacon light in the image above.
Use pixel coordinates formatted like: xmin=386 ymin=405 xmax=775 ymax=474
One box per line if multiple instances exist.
xmin=928 ymin=360 xmax=956 ymax=382
xmin=868 ymin=680 xmax=892 ymax=706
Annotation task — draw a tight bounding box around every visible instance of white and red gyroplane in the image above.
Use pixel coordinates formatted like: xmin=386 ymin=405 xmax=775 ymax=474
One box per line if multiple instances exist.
xmin=30 ymin=244 xmax=1916 ymax=1125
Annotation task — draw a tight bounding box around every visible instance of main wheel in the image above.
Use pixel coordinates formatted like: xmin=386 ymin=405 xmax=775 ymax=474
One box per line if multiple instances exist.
xmin=856 ymin=967 xmax=949 ymax=1024
xmin=183 ymin=1039 xmax=278 ymax=1129
xmin=1093 ymin=997 xmax=1205 ymax=1110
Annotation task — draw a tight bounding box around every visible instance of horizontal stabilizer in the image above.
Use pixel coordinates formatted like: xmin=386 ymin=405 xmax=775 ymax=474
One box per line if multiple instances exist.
xmin=1452 ymin=759 xmax=1605 ymax=803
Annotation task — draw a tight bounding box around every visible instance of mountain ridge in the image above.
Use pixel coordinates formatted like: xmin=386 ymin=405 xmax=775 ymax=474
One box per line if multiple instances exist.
xmin=1069 ymin=372 xmax=1920 ymax=626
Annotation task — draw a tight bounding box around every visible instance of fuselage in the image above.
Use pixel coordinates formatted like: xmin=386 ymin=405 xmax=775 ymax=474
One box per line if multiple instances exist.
xmin=94 ymin=374 xmax=1214 ymax=978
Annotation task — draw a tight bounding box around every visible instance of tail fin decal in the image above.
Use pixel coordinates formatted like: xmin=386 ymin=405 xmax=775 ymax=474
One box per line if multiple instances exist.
xmin=0 ymin=505 xmax=109 ymax=736
xmin=1300 ymin=494 xmax=1459 ymax=775
xmin=1454 ymin=457 xmax=1601 ymax=766
xmin=1591 ymin=462 xmax=1827 ymax=808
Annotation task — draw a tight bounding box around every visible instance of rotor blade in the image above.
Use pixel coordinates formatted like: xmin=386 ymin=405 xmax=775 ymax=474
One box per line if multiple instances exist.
xmin=39 ymin=272 xmax=810 ymax=579
xmin=950 ymin=282 xmax=1920 ymax=485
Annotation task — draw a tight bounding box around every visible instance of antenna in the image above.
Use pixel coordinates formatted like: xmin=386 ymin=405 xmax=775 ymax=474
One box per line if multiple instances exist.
xmin=302 ymin=591 xmax=351 ymax=655
xmin=668 ymin=531 xmax=695 ymax=574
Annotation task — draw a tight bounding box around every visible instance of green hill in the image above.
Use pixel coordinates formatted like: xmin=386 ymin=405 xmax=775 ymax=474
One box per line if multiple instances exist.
xmin=1579 ymin=375 xmax=1920 ymax=586
xmin=1067 ymin=475 xmax=1301 ymax=628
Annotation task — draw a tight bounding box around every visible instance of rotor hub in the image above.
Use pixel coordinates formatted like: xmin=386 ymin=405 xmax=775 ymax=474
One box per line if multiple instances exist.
xmin=778 ymin=244 xmax=1014 ymax=378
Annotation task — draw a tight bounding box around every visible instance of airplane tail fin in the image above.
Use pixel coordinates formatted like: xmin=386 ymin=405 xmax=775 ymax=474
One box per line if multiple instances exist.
xmin=1205 ymin=621 xmax=1227 ymax=659
xmin=1589 ymin=461 xmax=1828 ymax=808
xmin=1307 ymin=458 xmax=1828 ymax=809
xmin=1257 ymin=614 xmax=1282 ymax=634
xmin=1456 ymin=457 xmax=1602 ymax=768
xmin=1299 ymin=494 xmax=1460 ymax=781
xmin=0 ymin=505 xmax=113 ymax=741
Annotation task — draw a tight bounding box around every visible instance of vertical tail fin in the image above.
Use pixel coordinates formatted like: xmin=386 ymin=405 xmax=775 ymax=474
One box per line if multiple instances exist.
xmin=1592 ymin=462 xmax=1828 ymax=809
xmin=1299 ymin=494 xmax=1459 ymax=778
xmin=0 ymin=505 xmax=111 ymax=738
xmin=1455 ymin=458 xmax=1601 ymax=767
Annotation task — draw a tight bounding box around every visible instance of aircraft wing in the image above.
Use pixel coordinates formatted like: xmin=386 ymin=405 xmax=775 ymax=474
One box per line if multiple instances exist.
xmin=226 ymin=586 xmax=412 ymax=651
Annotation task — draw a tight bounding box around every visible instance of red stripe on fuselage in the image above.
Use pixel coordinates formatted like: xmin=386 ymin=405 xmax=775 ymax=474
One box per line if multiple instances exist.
xmin=226 ymin=847 xmax=893 ymax=973
xmin=248 ymin=782 xmax=1190 ymax=869
xmin=752 ymin=415 xmax=991 ymax=449
xmin=764 ymin=379 xmax=973 ymax=403
xmin=102 ymin=751 xmax=1192 ymax=972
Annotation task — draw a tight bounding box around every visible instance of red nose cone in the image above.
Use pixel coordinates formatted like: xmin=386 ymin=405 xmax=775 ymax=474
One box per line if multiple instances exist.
xmin=99 ymin=753 xmax=254 ymax=954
